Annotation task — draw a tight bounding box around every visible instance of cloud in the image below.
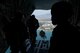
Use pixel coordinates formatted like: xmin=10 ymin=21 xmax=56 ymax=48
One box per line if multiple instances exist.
xmin=32 ymin=10 xmax=51 ymax=19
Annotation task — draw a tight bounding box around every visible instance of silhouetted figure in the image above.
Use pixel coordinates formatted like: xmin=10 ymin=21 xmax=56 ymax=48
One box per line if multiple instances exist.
xmin=3 ymin=11 xmax=28 ymax=53
xmin=27 ymin=15 xmax=39 ymax=48
xmin=49 ymin=1 xmax=80 ymax=53
xmin=39 ymin=30 xmax=46 ymax=39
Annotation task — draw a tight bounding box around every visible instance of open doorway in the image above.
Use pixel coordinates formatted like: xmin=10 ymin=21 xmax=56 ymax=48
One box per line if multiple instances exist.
xmin=31 ymin=9 xmax=56 ymax=53
xmin=32 ymin=9 xmax=56 ymax=40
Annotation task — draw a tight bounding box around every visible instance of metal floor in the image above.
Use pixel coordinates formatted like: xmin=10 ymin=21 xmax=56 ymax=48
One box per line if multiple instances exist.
xmin=5 ymin=40 xmax=50 ymax=53
xmin=5 ymin=30 xmax=52 ymax=53
xmin=27 ymin=40 xmax=50 ymax=53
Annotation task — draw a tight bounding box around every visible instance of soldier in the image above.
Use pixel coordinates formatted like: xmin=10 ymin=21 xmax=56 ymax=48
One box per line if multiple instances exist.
xmin=39 ymin=30 xmax=46 ymax=39
xmin=27 ymin=15 xmax=39 ymax=48
xmin=49 ymin=1 xmax=80 ymax=53
xmin=3 ymin=11 xmax=27 ymax=53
